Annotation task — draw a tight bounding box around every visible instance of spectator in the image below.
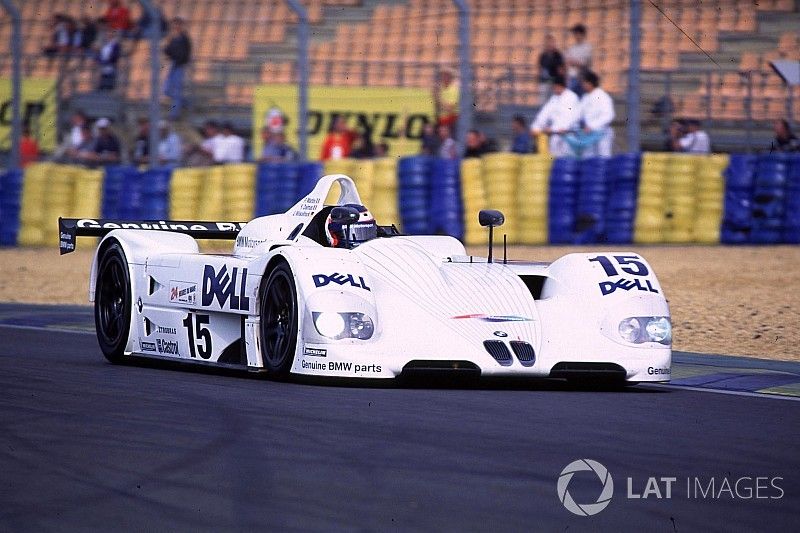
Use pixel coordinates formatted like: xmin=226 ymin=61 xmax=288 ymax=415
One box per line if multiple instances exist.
xmin=674 ymin=119 xmax=711 ymax=154
xmin=157 ymin=120 xmax=183 ymax=165
xmin=420 ymin=122 xmax=440 ymax=156
xmin=530 ymin=74 xmax=580 ymax=157
xmin=20 ymin=125 xmax=40 ymax=168
xmin=68 ymin=111 xmax=88 ymax=150
xmin=163 ymin=17 xmax=191 ymax=120
xmin=437 ymin=124 xmax=458 ymax=159
xmin=259 ymin=128 xmax=297 ymax=162
xmin=65 ymin=124 xmax=96 ymax=164
xmin=434 ymin=67 xmax=459 ymax=129
xmin=73 ymin=17 xmax=98 ymax=57
xmin=199 ymin=120 xmax=222 ymax=159
xmin=91 ymin=118 xmax=122 ymax=164
xmin=511 ymin=115 xmax=533 ymax=154
xmin=43 ymin=14 xmax=73 ymax=57
xmin=320 ymin=116 xmax=355 ymax=160
xmin=771 ymin=119 xmax=799 ymax=153
xmin=131 ymin=117 xmax=150 ymax=164
xmin=565 ymin=24 xmax=592 ymax=96
xmin=103 ymin=0 xmax=133 ymax=33
xmin=578 ymin=70 xmax=614 ymax=157
xmin=666 ymin=119 xmax=684 ymax=152
xmin=214 ymin=122 xmax=244 ymax=163
xmin=537 ymin=34 xmax=565 ymax=102
xmin=464 ymin=129 xmax=494 ymax=158
xmin=96 ymin=30 xmax=122 ymax=90
xmin=351 ymin=132 xmax=376 ymax=159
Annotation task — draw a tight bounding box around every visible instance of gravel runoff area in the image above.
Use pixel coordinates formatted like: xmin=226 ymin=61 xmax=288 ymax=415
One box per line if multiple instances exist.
xmin=0 ymin=245 xmax=798 ymax=362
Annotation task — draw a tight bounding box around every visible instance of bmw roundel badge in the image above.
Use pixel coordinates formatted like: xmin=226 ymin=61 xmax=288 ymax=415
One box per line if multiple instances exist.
xmin=493 ymin=331 xmax=508 ymax=338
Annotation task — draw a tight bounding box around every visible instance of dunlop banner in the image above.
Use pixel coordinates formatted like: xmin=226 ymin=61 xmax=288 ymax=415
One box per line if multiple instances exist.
xmin=0 ymin=78 xmax=58 ymax=151
xmin=253 ymin=84 xmax=435 ymax=159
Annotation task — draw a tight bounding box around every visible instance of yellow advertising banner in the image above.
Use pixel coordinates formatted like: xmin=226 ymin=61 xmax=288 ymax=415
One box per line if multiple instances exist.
xmin=253 ymin=84 xmax=435 ymax=159
xmin=0 ymin=78 xmax=58 ymax=151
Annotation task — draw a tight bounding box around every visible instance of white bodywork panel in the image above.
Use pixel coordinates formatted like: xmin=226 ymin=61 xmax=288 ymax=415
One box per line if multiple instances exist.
xmin=88 ymin=174 xmax=672 ymax=382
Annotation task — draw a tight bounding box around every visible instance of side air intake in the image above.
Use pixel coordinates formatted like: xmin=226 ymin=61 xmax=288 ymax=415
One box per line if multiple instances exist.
xmin=483 ymin=340 xmax=513 ymax=366
xmin=510 ymin=341 xmax=536 ymax=366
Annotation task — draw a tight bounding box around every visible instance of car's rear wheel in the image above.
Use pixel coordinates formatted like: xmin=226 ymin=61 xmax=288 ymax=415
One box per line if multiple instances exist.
xmin=259 ymin=263 xmax=298 ymax=378
xmin=94 ymin=242 xmax=132 ymax=363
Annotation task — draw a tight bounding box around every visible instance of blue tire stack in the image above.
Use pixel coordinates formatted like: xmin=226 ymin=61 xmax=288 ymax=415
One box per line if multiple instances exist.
xmin=782 ymin=154 xmax=800 ymax=244
xmin=297 ymin=162 xmax=324 ymax=200
xmin=721 ymin=154 xmax=756 ymax=244
xmin=398 ymin=156 xmax=431 ymax=235
xmin=574 ymin=157 xmax=608 ymax=244
xmin=750 ymin=155 xmax=787 ymax=244
xmin=428 ymin=158 xmax=464 ymax=239
xmin=141 ymin=167 xmax=171 ymax=219
xmin=255 ymin=163 xmax=286 ymax=216
xmin=604 ymin=153 xmax=641 ymax=244
xmin=0 ymin=169 xmax=23 ymax=245
xmin=117 ymin=167 xmax=145 ymax=219
xmin=102 ymin=165 xmax=137 ymax=218
xmin=548 ymin=157 xmax=579 ymax=244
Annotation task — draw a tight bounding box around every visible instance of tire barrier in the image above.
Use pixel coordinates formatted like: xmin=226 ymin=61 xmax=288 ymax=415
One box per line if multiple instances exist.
xmin=548 ymin=157 xmax=579 ymax=244
xmin=0 ymin=169 xmax=23 ymax=246
xmin=256 ymin=162 xmax=322 ymax=216
xmin=517 ymin=155 xmax=552 ymax=245
xmin=461 ymin=158 xmax=487 ymax=245
xmin=720 ymin=154 xmax=800 ymax=244
xmin=5 ymin=154 xmax=798 ymax=248
xmin=605 ymin=153 xmax=641 ymax=244
xmin=398 ymin=156 xmax=432 ymax=235
xmin=18 ymin=163 xmax=103 ymax=246
xmin=430 ymin=158 xmax=464 ymax=240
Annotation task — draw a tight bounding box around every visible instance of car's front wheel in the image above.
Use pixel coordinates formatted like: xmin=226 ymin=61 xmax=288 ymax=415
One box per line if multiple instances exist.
xmin=94 ymin=241 xmax=132 ymax=363
xmin=259 ymin=263 xmax=299 ymax=378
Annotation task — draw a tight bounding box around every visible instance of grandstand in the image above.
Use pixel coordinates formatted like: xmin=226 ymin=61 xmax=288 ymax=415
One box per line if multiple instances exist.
xmin=1 ymin=0 xmax=797 ymax=152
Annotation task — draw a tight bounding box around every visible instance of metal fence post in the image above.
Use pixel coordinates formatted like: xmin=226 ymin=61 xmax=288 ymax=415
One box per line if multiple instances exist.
xmin=453 ymin=0 xmax=473 ymax=147
xmin=138 ymin=1 xmax=162 ymax=169
xmin=1 ymin=0 xmax=22 ymax=170
xmin=627 ymin=0 xmax=642 ymax=153
xmin=287 ymin=0 xmax=309 ymax=161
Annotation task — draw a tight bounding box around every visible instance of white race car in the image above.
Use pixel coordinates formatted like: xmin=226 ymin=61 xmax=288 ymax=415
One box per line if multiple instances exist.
xmin=60 ymin=174 xmax=671 ymax=384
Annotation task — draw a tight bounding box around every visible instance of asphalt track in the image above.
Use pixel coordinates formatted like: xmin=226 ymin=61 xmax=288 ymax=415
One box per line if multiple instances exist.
xmin=1 ymin=305 xmax=799 ymax=531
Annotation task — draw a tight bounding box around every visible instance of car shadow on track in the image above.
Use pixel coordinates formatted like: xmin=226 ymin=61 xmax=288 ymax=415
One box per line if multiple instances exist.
xmin=117 ymin=356 xmax=667 ymax=393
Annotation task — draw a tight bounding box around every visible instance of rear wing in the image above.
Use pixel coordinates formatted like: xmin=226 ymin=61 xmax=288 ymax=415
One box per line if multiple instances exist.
xmin=58 ymin=217 xmax=246 ymax=255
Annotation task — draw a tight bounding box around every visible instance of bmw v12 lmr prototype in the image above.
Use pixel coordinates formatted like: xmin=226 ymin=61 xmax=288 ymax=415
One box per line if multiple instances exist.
xmin=60 ymin=174 xmax=672 ymax=384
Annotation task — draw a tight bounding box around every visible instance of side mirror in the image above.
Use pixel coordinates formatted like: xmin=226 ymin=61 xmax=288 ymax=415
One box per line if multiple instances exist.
xmin=479 ymin=209 xmax=505 ymax=228
xmin=330 ymin=206 xmax=360 ymax=225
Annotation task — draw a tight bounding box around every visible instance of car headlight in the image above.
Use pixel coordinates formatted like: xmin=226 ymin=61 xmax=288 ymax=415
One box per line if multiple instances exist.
xmin=313 ymin=312 xmax=374 ymax=340
xmin=617 ymin=316 xmax=671 ymax=345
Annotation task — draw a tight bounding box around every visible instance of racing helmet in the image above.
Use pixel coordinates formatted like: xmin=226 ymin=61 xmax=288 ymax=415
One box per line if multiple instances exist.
xmin=325 ymin=204 xmax=378 ymax=248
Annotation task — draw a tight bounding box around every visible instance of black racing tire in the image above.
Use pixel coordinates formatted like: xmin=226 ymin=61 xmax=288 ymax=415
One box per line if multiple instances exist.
xmin=259 ymin=263 xmax=299 ymax=378
xmin=94 ymin=241 xmax=132 ymax=364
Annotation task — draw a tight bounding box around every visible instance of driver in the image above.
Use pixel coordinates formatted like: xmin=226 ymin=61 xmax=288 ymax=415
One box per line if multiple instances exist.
xmin=325 ymin=204 xmax=378 ymax=248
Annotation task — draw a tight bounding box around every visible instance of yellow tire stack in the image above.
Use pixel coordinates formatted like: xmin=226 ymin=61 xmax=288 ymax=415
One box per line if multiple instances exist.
xmin=634 ymin=152 xmax=669 ymax=243
xmin=664 ymin=154 xmax=699 ymax=243
xmin=460 ymin=158 xmax=487 ymax=245
xmin=18 ymin=163 xmax=103 ymax=246
xmin=370 ymin=158 xmax=399 ymax=227
xmin=348 ymin=159 xmax=376 ymax=207
xmin=481 ymin=153 xmax=520 ymax=244
xmin=693 ymin=154 xmax=728 ymax=243
xmin=196 ymin=165 xmax=226 ymax=221
xmin=517 ymin=154 xmax=552 ymax=244
xmin=223 ymin=164 xmax=256 ymax=221
xmin=169 ymin=167 xmax=204 ymax=219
